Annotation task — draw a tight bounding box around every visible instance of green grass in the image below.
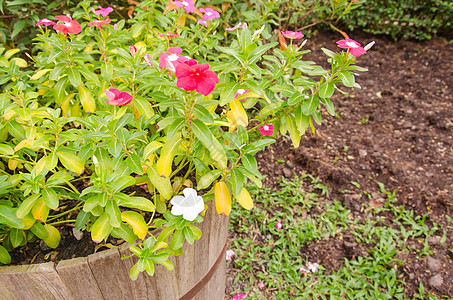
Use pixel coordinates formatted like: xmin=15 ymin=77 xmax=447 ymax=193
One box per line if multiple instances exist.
xmin=228 ymin=175 xmax=446 ymax=299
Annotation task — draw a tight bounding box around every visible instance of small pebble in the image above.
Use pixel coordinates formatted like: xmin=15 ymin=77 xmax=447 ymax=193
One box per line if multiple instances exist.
xmin=426 ymin=257 xmax=442 ymax=273
xmin=359 ymin=149 xmax=368 ymax=158
xmin=285 ymin=160 xmax=295 ymax=168
xmin=429 ymin=274 xmax=443 ymax=288
xmin=283 ymin=168 xmax=293 ymax=178
xmin=72 ymin=228 xmax=83 ymax=241
xmin=39 ymin=240 xmax=50 ymax=251
xmin=427 ymin=236 xmax=441 ymax=245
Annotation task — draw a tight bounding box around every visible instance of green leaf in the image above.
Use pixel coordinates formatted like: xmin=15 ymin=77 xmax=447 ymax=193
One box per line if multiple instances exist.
xmin=301 ymin=95 xmax=320 ymax=115
xmin=117 ymin=194 xmax=156 ymax=212
xmin=0 ymin=205 xmax=24 ymax=228
xmin=111 ymin=223 xmax=137 ymax=244
xmin=286 ymin=116 xmax=301 ymax=148
xmin=183 ymin=226 xmax=194 ymax=245
xmin=338 ymin=71 xmax=355 ymax=87
xmin=9 ymin=228 xmax=24 ymax=248
xmin=219 ymin=81 xmax=239 ymax=106
xmin=319 ymin=82 xmax=334 ymax=98
xmin=197 ymin=169 xmax=222 ymax=189
xmin=91 ymin=213 xmax=112 ymax=243
xmin=67 ymin=66 xmax=82 ymax=87
xmin=0 ymin=245 xmax=11 ymax=264
xmin=321 ymin=47 xmax=336 ymax=58
xmin=323 ymin=98 xmax=336 ymax=116
xmin=106 ymin=200 xmax=122 ymax=228
xmin=75 ymin=210 xmax=91 ymax=230
xmin=126 ymin=154 xmax=144 ymax=175
xmin=193 ymin=104 xmax=214 ymax=123
xmin=258 ymin=102 xmax=281 ymax=118
xmin=30 ymin=222 xmax=48 ymax=239
xmin=242 ymin=155 xmax=259 ymax=176
xmin=295 ymin=106 xmax=310 ymax=134
xmin=0 ymin=144 xmax=14 ymax=155
xmin=191 ymin=119 xmax=227 ymax=169
xmin=110 ymin=176 xmax=135 ymax=193
xmin=148 ymin=165 xmax=173 ymax=200
xmin=188 ymin=224 xmax=202 ymax=240
xmin=42 ymin=188 xmax=59 ymax=210
xmin=237 ymin=125 xmax=248 ymax=145
xmin=230 ymin=169 xmax=244 ymax=197
xmin=170 ymin=229 xmax=185 ymax=250
xmin=16 ymin=194 xmax=39 ymax=219
xmin=43 ymin=224 xmax=61 ymax=248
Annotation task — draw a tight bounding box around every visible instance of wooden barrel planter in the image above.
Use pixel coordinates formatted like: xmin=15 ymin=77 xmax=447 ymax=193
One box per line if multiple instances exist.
xmin=0 ymin=204 xmax=229 ymax=300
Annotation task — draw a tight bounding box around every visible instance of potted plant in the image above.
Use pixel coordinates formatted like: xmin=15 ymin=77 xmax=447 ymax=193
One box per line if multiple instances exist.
xmin=0 ymin=0 xmax=370 ymax=298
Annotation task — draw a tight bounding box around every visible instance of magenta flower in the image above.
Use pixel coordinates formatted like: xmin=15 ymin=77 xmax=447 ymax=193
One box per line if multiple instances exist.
xmin=275 ymin=220 xmax=282 ymax=230
xmin=174 ymin=0 xmax=195 ymax=13
xmin=159 ymin=47 xmax=192 ymax=72
xmin=226 ymin=249 xmax=234 ymax=261
xmin=198 ymin=19 xmax=208 ymax=27
xmin=175 ymin=62 xmax=219 ymax=96
xmin=299 ymin=267 xmax=309 ymax=274
xmin=336 ymin=38 xmax=367 ymax=58
xmin=113 ymin=23 xmax=118 ymax=31
xmin=129 ymin=45 xmax=137 ymax=56
xmin=158 ymin=32 xmax=179 ymax=37
xmin=233 ymin=294 xmax=247 ymax=300
xmin=259 ymin=124 xmax=274 ymax=136
xmin=235 ymin=89 xmax=251 ymax=102
xmin=92 ymin=6 xmax=113 ymax=17
xmin=281 ymin=30 xmax=304 ymax=39
xmin=200 ymin=8 xmax=220 ymax=20
xmin=105 ymin=89 xmax=133 ymax=106
xmin=88 ymin=19 xmax=110 ymax=29
xmin=226 ymin=22 xmax=248 ymax=31
xmin=53 ymin=15 xmax=82 ymax=35
xmin=144 ymin=54 xmax=153 ymax=67
xmin=36 ymin=18 xmax=56 ymax=26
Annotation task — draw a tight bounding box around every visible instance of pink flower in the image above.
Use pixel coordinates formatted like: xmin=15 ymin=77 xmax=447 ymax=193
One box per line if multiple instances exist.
xmin=226 ymin=249 xmax=234 ymax=261
xmin=235 ymin=89 xmax=251 ymax=102
xmin=104 ymin=89 xmax=133 ymax=106
xmin=175 ymin=62 xmax=219 ymax=96
xmin=200 ymin=8 xmax=220 ymax=20
xmin=113 ymin=23 xmax=118 ymax=31
xmin=275 ymin=220 xmax=282 ymax=230
xmin=159 ymin=47 xmax=189 ymax=72
xmin=53 ymin=15 xmax=82 ymax=35
xmin=233 ymin=294 xmax=247 ymax=300
xmin=88 ymin=19 xmax=111 ymax=29
xmin=36 ymin=18 xmax=56 ymax=26
xmin=130 ymin=45 xmax=137 ymax=56
xmin=198 ymin=19 xmax=208 ymax=27
xmin=174 ymin=0 xmax=195 ymax=13
xmin=281 ymin=30 xmax=304 ymax=39
xmin=258 ymin=280 xmax=265 ymax=290
xmin=226 ymin=22 xmax=248 ymax=31
xmin=308 ymin=262 xmax=319 ymax=273
xmin=158 ymin=32 xmax=179 ymax=37
xmin=336 ymin=38 xmax=367 ymax=58
xmin=259 ymin=124 xmax=274 ymax=136
xmin=144 ymin=54 xmax=153 ymax=67
xmin=299 ymin=267 xmax=309 ymax=274
xmin=92 ymin=6 xmax=113 ymax=17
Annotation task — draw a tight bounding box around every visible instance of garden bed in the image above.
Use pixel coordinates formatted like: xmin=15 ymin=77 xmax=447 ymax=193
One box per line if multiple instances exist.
xmin=236 ymin=30 xmax=452 ymax=298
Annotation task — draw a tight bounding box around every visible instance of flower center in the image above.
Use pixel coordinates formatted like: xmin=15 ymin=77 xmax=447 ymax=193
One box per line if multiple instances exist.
xmin=263 ymin=125 xmax=269 ymax=131
xmin=168 ymin=54 xmax=179 ymax=61
xmin=237 ymin=89 xmax=245 ymax=94
xmin=206 ymin=12 xmax=212 ymax=16
xmin=182 ymin=1 xmax=188 ymax=6
xmin=345 ymin=41 xmax=358 ymax=48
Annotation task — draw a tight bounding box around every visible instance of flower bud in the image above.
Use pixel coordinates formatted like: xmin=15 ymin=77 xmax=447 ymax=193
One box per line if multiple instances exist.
xmin=129 ymin=45 xmax=137 ymax=56
xmin=364 ymin=41 xmax=375 ymax=51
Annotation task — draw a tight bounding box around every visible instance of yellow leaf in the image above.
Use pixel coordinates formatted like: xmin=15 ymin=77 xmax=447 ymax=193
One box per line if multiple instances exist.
xmin=13 ymin=139 xmax=32 ymax=152
xmin=230 ymin=98 xmax=248 ymax=127
xmin=77 ymin=85 xmax=96 ymax=113
xmin=21 ymin=213 xmax=36 ymax=230
xmin=32 ymin=197 xmax=49 ymax=222
xmin=43 ymin=224 xmax=61 ymax=249
xmin=91 ymin=213 xmax=112 ymax=243
xmin=8 ymin=159 xmax=19 ymax=170
xmin=215 ymin=182 xmax=232 ymax=216
xmin=4 ymin=49 xmax=20 ymax=60
xmin=176 ymin=14 xmax=186 ymax=34
xmin=56 ymin=151 xmax=85 ymax=175
xmin=236 ymin=188 xmax=254 ymax=210
xmin=11 ymin=58 xmax=27 ymax=68
xmin=121 ymin=211 xmax=148 ymax=240
xmin=156 ymin=134 xmax=181 ymax=177
xmin=30 ymin=69 xmax=52 ymax=81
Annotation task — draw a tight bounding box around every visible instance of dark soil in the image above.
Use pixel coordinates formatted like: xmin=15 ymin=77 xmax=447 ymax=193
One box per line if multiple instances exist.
xmin=229 ymin=31 xmax=453 ymax=298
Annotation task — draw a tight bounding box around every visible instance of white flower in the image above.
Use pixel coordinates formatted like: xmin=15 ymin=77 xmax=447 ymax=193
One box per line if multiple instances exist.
xmin=308 ymin=262 xmax=319 ymax=272
xmin=226 ymin=249 xmax=235 ymax=261
xmin=170 ymin=188 xmax=204 ymax=221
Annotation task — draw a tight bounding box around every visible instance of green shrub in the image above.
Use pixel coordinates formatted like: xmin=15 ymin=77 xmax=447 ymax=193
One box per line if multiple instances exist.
xmin=342 ymin=0 xmax=453 ymax=40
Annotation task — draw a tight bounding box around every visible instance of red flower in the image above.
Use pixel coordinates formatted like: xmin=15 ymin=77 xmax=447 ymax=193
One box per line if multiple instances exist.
xmin=336 ymin=38 xmax=367 ymax=58
xmin=175 ymin=63 xmax=219 ymax=96
xmin=53 ymin=15 xmax=82 ymax=35
xmin=158 ymin=32 xmax=179 ymax=37
xmin=129 ymin=45 xmax=137 ymax=56
xmin=259 ymin=124 xmax=274 ymax=136
xmin=88 ymin=19 xmax=111 ymax=29
xmin=105 ymin=89 xmax=133 ymax=106
xmin=281 ymin=30 xmax=304 ymax=39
